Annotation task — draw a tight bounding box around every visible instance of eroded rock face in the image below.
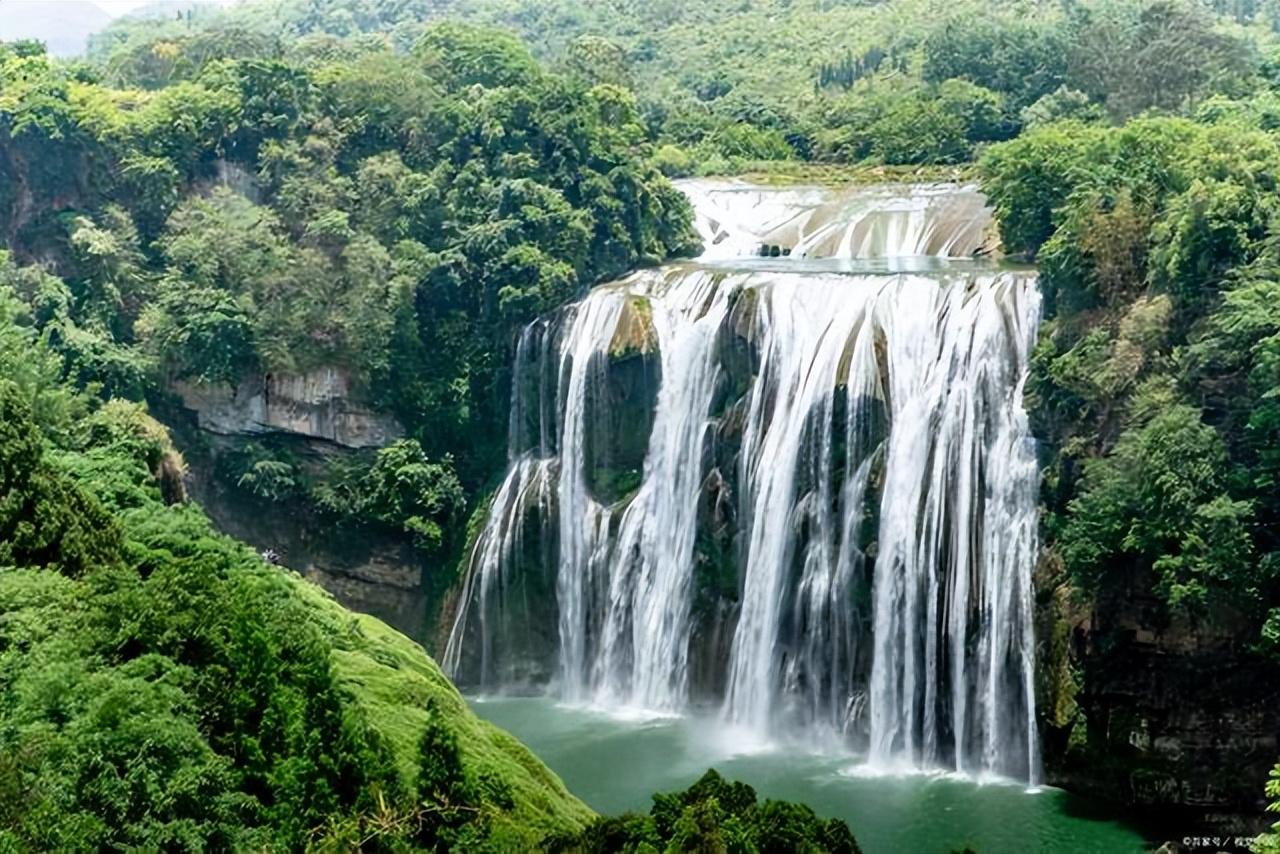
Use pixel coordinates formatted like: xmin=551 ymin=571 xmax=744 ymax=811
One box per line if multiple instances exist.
xmin=584 ymin=365 xmax=660 ymax=504
xmin=1037 ymin=567 xmax=1280 ymax=837
xmin=174 ymin=366 xmax=403 ymax=449
xmin=180 ymin=441 xmax=427 ymax=637
xmin=685 ymin=302 xmax=756 ymax=706
xmin=159 ymin=381 xmax=425 ymax=645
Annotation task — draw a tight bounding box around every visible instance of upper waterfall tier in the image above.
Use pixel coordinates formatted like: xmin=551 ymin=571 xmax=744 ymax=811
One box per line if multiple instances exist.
xmin=680 ymin=179 xmax=1000 ymax=261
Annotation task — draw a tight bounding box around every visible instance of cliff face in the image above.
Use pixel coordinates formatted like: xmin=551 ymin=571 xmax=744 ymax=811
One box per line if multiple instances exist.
xmin=1037 ymin=564 xmax=1280 ymax=837
xmin=183 ymin=454 xmax=428 ymax=637
xmin=173 ymin=366 xmax=403 ymax=449
xmin=164 ymin=368 xmax=430 ymax=643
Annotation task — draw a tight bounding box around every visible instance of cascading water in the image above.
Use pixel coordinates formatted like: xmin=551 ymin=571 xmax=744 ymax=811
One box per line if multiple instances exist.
xmin=445 ymin=181 xmax=1042 ymax=782
xmin=595 ymin=273 xmax=734 ymax=708
xmin=683 ymin=179 xmax=999 ymax=260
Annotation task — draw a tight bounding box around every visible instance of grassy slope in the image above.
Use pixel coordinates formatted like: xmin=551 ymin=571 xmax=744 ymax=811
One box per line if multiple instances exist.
xmin=286 ymin=573 xmax=594 ymax=843
xmin=0 ymin=556 xmax=592 ymax=849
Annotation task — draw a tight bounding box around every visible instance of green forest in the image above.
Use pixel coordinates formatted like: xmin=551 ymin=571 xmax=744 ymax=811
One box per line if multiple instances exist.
xmin=6 ymin=0 xmax=1280 ymax=850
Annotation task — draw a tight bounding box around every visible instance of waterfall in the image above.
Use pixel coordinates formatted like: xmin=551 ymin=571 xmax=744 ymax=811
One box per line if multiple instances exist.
xmin=595 ymin=272 xmax=733 ymax=708
xmin=445 ymin=181 xmax=1041 ymax=782
xmin=681 ymin=179 xmax=999 ymax=260
xmin=860 ymin=275 xmax=1041 ymax=780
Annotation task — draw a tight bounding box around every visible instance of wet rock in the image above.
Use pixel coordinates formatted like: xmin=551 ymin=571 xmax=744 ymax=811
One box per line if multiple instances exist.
xmin=444 ymin=482 xmax=561 ymax=692
xmin=688 ymin=465 xmax=741 ymax=705
xmin=584 ymin=303 xmax=662 ymax=505
xmin=609 ymin=295 xmax=659 ymax=358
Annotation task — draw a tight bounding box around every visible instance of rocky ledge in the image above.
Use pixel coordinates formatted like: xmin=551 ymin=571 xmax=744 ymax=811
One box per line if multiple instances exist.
xmin=173 ymin=366 xmax=403 ymax=449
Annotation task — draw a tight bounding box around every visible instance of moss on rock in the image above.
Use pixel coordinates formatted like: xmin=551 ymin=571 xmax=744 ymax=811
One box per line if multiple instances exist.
xmin=609 ymin=296 xmax=658 ymax=359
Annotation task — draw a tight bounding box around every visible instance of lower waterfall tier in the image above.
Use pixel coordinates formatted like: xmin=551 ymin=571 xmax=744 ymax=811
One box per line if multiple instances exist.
xmin=446 ymin=264 xmax=1042 ymax=782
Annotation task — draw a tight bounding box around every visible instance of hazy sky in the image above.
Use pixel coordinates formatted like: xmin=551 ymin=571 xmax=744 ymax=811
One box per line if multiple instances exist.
xmin=0 ymin=0 xmax=245 ymax=55
xmin=0 ymin=0 xmax=240 ymax=20
xmin=93 ymin=0 xmax=240 ymax=16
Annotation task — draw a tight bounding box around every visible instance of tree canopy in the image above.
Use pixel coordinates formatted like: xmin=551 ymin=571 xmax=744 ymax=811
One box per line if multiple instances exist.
xmin=79 ymin=0 xmax=1280 ymax=172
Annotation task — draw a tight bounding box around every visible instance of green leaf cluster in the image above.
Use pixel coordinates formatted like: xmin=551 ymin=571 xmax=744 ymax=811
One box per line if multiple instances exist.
xmin=982 ymin=110 xmax=1280 ymax=636
xmin=0 ymin=322 xmax=595 ymax=851
xmin=559 ymin=769 xmax=860 ymax=854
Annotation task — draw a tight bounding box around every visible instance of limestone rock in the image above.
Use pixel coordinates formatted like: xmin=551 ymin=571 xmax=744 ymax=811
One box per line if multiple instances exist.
xmin=174 ymin=366 xmax=403 ymax=449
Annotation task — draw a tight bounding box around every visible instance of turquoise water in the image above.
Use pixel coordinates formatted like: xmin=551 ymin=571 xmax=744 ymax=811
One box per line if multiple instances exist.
xmin=471 ymin=697 xmax=1150 ymax=854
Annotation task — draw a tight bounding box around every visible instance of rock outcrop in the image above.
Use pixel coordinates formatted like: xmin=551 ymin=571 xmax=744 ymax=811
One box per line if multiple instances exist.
xmin=1037 ymin=564 xmax=1280 ymax=838
xmin=180 ymin=441 xmax=428 ymax=638
xmin=161 ymin=374 xmax=423 ymax=643
xmin=174 ymin=366 xmax=403 ymax=449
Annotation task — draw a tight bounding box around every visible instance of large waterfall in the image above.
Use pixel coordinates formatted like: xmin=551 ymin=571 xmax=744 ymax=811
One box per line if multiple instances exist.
xmin=445 ymin=181 xmax=1041 ymax=782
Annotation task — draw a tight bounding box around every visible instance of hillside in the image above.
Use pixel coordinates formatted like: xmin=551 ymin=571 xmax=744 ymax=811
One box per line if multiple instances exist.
xmin=87 ymin=0 xmax=1277 ymax=173
xmin=0 ymin=311 xmax=592 ymax=846
xmin=0 ymin=269 xmax=859 ymax=850
xmin=0 ymin=22 xmax=697 ymax=642
xmin=0 ymin=14 xmax=867 ymax=849
xmin=10 ymin=0 xmax=1280 ymax=848
xmin=300 ymin=578 xmax=596 ymax=841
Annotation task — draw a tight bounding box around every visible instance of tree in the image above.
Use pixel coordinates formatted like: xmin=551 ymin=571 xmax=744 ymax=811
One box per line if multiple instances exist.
xmin=922 ymin=17 xmax=1068 ymax=108
xmin=1061 ymin=403 xmax=1255 ymax=613
xmin=414 ymin=22 xmax=541 ymax=91
xmin=0 ymin=381 xmax=122 ymax=576
xmin=978 ymin=123 xmax=1110 ymax=255
xmin=67 ymin=206 xmax=151 ymax=339
xmin=575 ymin=769 xmax=860 ymax=854
xmin=313 ymin=439 xmax=465 ymax=551
xmin=565 ymin=35 xmax=632 ymax=88
xmin=1151 ymin=177 xmax=1279 ymax=321
xmin=1256 ymin=765 xmax=1280 ymax=854
xmin=1066 ymin=0 xmax=1255 ymax=120
xmin=136 ymin=284 xmax=257 ymax=384
xmin=1020 ymin=86 xmax=1105 ymax=128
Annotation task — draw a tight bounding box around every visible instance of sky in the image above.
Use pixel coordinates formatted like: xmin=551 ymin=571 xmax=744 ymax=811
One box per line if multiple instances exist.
xmin=94 ymin=0 xmax=239 ymax=16
xmin=0 ymin=0 xmax=242 ymax=20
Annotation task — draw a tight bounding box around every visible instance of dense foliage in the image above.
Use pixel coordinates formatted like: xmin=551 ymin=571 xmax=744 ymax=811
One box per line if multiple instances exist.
xmin=85 ymin=0 xmax=1280 ymax=172
xmin=0 ymin=368 xmax=571 ymax=849
xmin=980 ymin=114 xmax=1280 ymax=636
xmin=0 ymin=287 xmax=607 ymax=848
xmin=1 ymin=272 xmax=861 ymax=850
xmin=0 ymin=21 xmax=696 ymax=578
xmin=1258 ymin=767 xmax=1280 ymax=852
xmin=32 ymin=0 xmax=1280 ymax=590
xmin=0 ymin=11 xmax=873 ymax=851
xmin=15 ymin=0 xmax=1280 ymax=840
xmin=557 ymin=770 xmax=859 ymax=854
xmin=976 ymin=97 xmax=1280 ymax=824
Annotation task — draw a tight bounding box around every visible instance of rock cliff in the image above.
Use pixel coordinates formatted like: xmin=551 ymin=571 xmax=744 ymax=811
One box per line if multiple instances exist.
xmin=1038 ymin=567 xmax=1280 ymax=838
xmin=173 ymin=366 xmax=403 ymax=449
